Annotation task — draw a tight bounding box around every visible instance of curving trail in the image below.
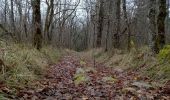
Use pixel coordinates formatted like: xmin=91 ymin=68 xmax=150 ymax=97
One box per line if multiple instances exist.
xmin=17 ymin=55 xmax=170 ymax=100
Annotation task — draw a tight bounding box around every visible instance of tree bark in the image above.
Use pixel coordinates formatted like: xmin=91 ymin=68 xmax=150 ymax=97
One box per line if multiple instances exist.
xmin=15 ymin=0 xmax=23 ymax=41
xmin=149 ymin=0 xmax=158 ymax=53
xmin=4 ymin=0 xmax=8 ymax=24
xmin=97 ymin=0 xmax=104 ymax=47
xmin=114 ymin=0 xmax=121 ymax=48
xmin=32 ymin=0 xmax=42 ymax=50
xmin=122 ymin=0 xmax=131 ymax=51
xmin=157 ymin=0 xmax=167 ymax=52
xmin=10 ymin=0 xmax=16 ymax=36
xmin=44 ymin=0 xmax=54 ymax=42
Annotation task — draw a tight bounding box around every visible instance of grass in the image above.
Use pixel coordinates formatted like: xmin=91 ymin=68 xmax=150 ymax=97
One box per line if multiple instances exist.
xmin=144 ymin=45 xmax=170 ymax=83
xmin=81 ymin=46 xmax=170 ymax=83
xmin=1 ymin=39 xmax=169 ymax=90
xmin=0 ymin=93 xmax=8 ymax=100
xmin=0 ymin=41 xmax=61 ymax=89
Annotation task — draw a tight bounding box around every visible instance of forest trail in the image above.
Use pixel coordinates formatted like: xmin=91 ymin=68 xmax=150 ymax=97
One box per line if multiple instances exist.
xmin=16 ymin=53 xmax=169 ymax=100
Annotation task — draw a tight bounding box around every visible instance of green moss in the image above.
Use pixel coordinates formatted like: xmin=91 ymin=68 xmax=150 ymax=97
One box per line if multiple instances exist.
xmin=158 ymin=45 xmax=170 ymax=63
xmin=73 ymin=68 xmax=91 ymax=85
xmin=73 ymin=73 xmax=88 ymax=85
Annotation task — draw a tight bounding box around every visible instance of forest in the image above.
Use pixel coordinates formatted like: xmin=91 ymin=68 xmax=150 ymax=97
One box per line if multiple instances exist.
xmin=0 ymin=0 xmax=170 ymax=99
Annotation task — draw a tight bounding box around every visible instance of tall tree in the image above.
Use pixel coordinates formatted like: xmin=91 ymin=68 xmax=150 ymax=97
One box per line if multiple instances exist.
xmin=114 ymin=0 xmax=121 ymax=48
xmin=157 ymin=0 xmax=167 ymax=52
xmin=96 ymin=0 xmax=104 ymax=47
xmin=149 ymin=0 xmax=157 ymax=53
xmin=10 ymin=0 xmax=16 ymax=36
xmin=122 ymin=0 xmax=131 ymax=51
xmin=4 ymin=0 xmax=8 ymax=24
xmin=32 ymin=0 xmax=42 ymax=50
xmin=15 ymin=0 xmax=23 ymax=41
xmin=105 ymin=0 xmax=114 ymax=52
xmin=44 ymin=0 xmax=54 ymax=42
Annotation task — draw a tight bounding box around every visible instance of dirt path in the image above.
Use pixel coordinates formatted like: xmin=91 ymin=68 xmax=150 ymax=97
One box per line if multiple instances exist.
xmin=17 ymin=55 xmax=169 ymax=100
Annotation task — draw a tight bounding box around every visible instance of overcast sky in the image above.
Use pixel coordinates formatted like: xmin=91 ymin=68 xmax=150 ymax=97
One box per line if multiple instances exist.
xmin=40 ymin=0 xmax=85 ymax=19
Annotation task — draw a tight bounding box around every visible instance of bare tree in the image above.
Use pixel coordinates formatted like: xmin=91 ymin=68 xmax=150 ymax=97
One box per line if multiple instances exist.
xmin=4 ymin=0 xmax=8 ymax=24
xmin=114 ymin=0 xmax=121 ymax=48
xmin=122 ymin=0 xmax=131 ymax=51
xmin=44 ymin=0 xmax=54 ymax=42
xmin=32 ymin=0 xmax=42 ymax=50
xmin=10 ymin=0 xmax=16 ymax=37
xmin=149 ymin=0 xmax=157 ymax=53
xmin=157 ymin=0 xmax=167 ymax=52
xmin=96 ymin=0 xmax=104 ymax=47
xmin=0 ymin=0 xmax=169 ymax=52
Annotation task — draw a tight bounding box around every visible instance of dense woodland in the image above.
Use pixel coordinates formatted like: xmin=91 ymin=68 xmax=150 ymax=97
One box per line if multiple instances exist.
xmin=0 ymin=0 xmax=170 ymax=99
xmin=0 ymin=0 xmax=169 ymax=52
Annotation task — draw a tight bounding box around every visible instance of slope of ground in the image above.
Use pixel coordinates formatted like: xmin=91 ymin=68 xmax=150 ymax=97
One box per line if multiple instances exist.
xmin=0 ymin=44 xmax=170 ymax=99
xmin=0 ymin=42 xmax=62 ymax=99
xmin=7 ymin=53 xmax=170 ymax=99
xmin=81 ymin=47 xmax=170 ymax=83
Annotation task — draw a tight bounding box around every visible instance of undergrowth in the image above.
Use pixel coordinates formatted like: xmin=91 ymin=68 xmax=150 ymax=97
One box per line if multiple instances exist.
xmin=84 ymin=46 xmax=170 ymax=83
xmin=0 ymin=41 xmax=61 ymax=88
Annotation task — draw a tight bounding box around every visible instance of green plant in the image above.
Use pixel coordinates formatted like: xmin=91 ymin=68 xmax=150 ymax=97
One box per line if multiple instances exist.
xmin=158 ymin=45 xmax=170 ymax=63
xmin=0 ymin=93 xmax=8 ymax=100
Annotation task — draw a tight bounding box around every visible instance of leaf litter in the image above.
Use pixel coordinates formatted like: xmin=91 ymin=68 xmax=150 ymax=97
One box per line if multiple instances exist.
xmin=1 ymin=55 xmax=170 ymax=100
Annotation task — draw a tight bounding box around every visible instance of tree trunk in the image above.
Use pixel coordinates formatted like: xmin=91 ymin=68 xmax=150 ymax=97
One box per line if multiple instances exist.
xmin=114 ymin=0 xmax=121 ymax=48
xmin=122 ymin=0 xmax=131 ymax=51
xmin=4 ymin=0 xmax=8 ymax=24
xmin=32 ymin=0 xmax=42 ymax=50
xmin=15 ymin=0 xmax=23 ymax=41
xmin=157 ymin=0 xmax=167 ymax=52
xmin=149 ymin=0 xmax=158 ymax=53
xmin=10 ymin=0 xmax=16 ymax=36
xmin=97 ymin=0 xmax=104 ymax=47
xmin=105 ymin=0 xmax=113 ymax=52
xmin=44 ymin=0 xmax=54 ymax=42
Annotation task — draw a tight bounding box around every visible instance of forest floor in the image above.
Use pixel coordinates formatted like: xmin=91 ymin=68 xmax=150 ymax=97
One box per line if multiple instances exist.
xmin=0 ymin=51 xmax=170 ymax=100
xmin=13 ymin=51 xmax=170 ymax=100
